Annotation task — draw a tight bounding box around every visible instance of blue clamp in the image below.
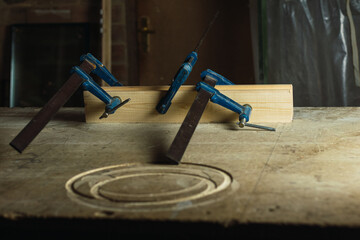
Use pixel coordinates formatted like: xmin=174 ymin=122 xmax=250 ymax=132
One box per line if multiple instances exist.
xmin=196 ymin=81 xmax=252 ymax=124
xmin=72 ymin=54 xmax=130 ymax=119
xmin=198 ymin=70 xmax=275 ymax=131
xmin=80 ymin=53 xmax=123 ymax=86
xmin=200 ymin=69 xmax=235 ymax=85
xmin=156 ymin=51 xmax=198 ymax=114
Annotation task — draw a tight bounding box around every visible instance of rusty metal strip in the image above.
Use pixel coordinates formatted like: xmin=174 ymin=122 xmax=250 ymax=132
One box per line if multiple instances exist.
xmin=10 ymin=60 xmax=95 ymax=153
xmin=166 ymin=78 xmax=216 ymax=164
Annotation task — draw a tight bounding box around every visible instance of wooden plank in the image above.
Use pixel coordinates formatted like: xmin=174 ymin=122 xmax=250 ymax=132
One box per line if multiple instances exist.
xmin=83 ymin=84 xmax=293 ymax=123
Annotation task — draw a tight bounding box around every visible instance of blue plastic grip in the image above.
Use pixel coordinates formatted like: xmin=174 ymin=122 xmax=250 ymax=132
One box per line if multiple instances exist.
xmin=71 ymin=66 xmax=113 ymax=105
xmin=196 ymin=81 xmax=251 ymax=123
xmin=156 ymin=51 xmax=198 ymax=114
xmin=80 ymin=53 xmax=123 ymax=86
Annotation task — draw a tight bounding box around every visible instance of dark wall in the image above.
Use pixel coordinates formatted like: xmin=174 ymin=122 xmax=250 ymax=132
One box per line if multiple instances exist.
xmin=0 ymin=0 xmax=102 ymax=107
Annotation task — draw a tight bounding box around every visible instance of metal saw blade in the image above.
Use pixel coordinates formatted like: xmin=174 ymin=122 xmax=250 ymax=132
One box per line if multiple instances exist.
xmin=166 ymin=78 xmax=216 ymax=164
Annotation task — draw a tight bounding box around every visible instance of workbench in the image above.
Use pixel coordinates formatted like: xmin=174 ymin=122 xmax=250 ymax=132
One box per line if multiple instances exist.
xmin=1 ymin=107 xmax=360 ymax=238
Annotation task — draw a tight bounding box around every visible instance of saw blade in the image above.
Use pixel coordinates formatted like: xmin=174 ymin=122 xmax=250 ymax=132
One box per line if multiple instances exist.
xmin=10 ymin=60 xmax=95 ymax=153
xmin=166 ymin=78 xmax=216 ymax=164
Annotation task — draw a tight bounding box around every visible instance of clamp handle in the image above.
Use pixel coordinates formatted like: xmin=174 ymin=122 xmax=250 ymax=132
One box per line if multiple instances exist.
xmin=72 ymin=66 xmax=130 ymax=119
xmin=196 ymin=81 xmax=251 ymax=123
xmin=156 ymin=51 xmax=198 ymax=114
xmin=199 ymin=70 xmax=276 ymax=131
xmin=71 ymin=66 xmax=113 ymax=105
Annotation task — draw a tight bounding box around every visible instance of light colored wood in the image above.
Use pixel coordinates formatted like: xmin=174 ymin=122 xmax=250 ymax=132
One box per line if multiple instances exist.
xmin=83 ymin=84 xmax=293 ymax=123
xmin=2 ymin=107 xmax=360 ymax=235
xmin=101 ymin=0 xmax=112 ymax=79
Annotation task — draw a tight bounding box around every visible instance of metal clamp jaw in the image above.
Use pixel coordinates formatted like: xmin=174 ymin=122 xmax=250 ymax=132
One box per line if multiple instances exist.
xmin=200 ymin=69 xmax=235 ymax=86
xmin=80 ymin=53 xmax=123 ymax=86
xmin=198 ymin=70 xmax=276 ymax=131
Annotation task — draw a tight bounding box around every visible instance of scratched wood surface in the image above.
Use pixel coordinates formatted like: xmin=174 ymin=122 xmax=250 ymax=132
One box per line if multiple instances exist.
xmin=1 ymin=107 xmax=360 ymax=237
xmin=83 ymin=84 xmax=293 ymax=123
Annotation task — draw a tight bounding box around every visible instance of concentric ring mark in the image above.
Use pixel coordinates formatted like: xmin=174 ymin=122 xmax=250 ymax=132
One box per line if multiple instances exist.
xmin=65 ymin=162 xmax=233 ymax=212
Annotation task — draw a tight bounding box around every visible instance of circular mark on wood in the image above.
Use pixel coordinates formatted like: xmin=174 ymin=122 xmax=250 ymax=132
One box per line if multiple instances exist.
xmin=65 ymin=163 xmax=233 ymax=212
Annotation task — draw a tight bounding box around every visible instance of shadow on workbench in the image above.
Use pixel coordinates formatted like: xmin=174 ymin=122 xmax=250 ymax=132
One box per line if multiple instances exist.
xmin=1 ymin=217 xmax=359 ymax=239
xmin=52 ymin=108 xmax=86 ymax=122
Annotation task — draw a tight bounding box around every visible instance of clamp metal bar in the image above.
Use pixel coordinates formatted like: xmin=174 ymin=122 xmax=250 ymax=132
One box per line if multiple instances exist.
xmin=10 ymin=60 xmax=95 ymax=153
xmin=166 ymin=77 xmax=216 ymax=164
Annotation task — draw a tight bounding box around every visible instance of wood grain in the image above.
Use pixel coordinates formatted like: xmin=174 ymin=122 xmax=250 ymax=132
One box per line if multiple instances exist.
xmin=83 ymin=84 xmax=293 ymax=123
xmin=3 ymin=107 xmax=360 ymax=232
xmin=101 ymin=0 xmax=112 ymax=76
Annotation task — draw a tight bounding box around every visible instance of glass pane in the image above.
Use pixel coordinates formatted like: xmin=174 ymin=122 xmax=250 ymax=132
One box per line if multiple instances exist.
xmin=10 ymin=23 xmax=90 ymax=107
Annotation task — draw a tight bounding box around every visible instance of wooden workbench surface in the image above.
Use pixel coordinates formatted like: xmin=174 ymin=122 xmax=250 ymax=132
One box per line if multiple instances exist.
xmin=1 ymin=107 xmax=360 ymax=237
